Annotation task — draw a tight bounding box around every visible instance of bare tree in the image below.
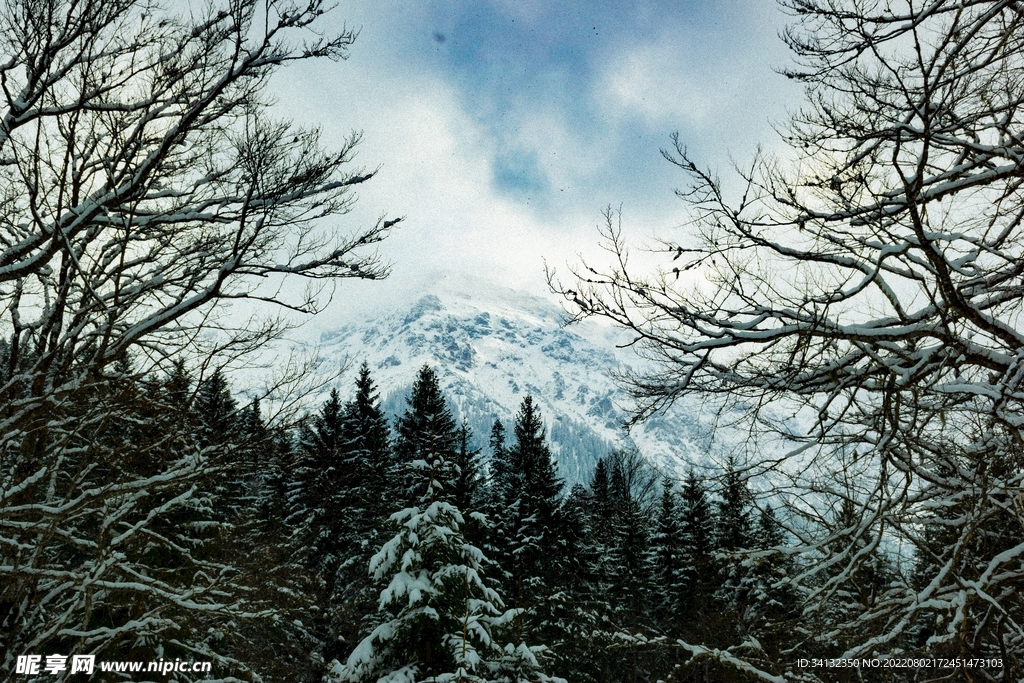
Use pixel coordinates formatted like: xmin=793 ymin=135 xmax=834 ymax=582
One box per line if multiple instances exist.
xmin=554 ymin=1 xmax=1024 ymax=679
xmin=0 ymin=0 xmax=397 ymax=677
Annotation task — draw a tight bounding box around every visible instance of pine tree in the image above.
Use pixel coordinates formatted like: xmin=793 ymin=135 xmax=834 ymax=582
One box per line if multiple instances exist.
xmin=583 ymin=457 xmax=615 ymax=628
xmin=489 ymin=420 xmax=507 ymax=463
xmin=451 ymin=421 xmax=481 ymax=514
xmin=338 ymin=363 xmax=393 ymax=560
xmin=715 ymin=457 xmax=753 ymax=553
xmin=512 ymin=397 xmax=563 ymax=511
xmin=331 ymin=364 xmax=395 ymax=662
xmin=590 ymin=458 xmax=612 ymax=522
xmin=165 ymin=359 xmax=193 ymax=412
xmin=100 ymin=364 xmax=321 ymax=680
xmin=650 ymin=478 xmax=685 ymax=634
xmin=308 ymin=388 xmax=346 ymax=458
xmin=296 ymin=387 xmax=349 ymax=574
xmin=480 ymin=416 xmax=519 ymax=629
xmin=454 ymin=420 xmax=485 ymax=547
xmin=227 ymin=398 xmax=273 ymax=530
xmin=603 ymin=451 xmax=658 ymax=683
xmin=222 ymin=394 xmax=322 ymax=681
xmin=193 ymin=370 xmax=248 ymax=529
xmin=285 ymin=386 xmax=354 ymax=675
xmin=712 ymin=457 xmax=755 ymax=642
xmin=746 ymin=505 xmax=797 ymax=660
xmin=239 ymin=399 xmax=269 ymax=467
xmin=483 ymin=419 xmax=512 ymax=514
xmin=343 ymin=363 xmax=393 ymax=508
xmin=331 ymin=423 xmax=560 ymax=683
xmin=195 ymin=369 xmax=239 ymax=447
xmin=606 ymin=452 xmax=653 ymax=633
xmin=394 ymin=365 xmax=460 ymax=506
xmin=545 ymin=483 xmax=603 ymax=681
xmin=677 ymin=468 xmax=716 ymax=643
xmin=501 ymin=396 xmax=564 ymax=644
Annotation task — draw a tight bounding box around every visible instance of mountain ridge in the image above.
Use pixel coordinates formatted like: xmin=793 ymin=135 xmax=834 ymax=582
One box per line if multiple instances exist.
xmin=315 ymin=277 xmax=707 ymax=484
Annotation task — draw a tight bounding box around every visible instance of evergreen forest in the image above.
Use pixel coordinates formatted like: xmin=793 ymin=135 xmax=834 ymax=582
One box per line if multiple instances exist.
xmin=20 ymin=359 xmax=1001 ymax=682
xmin=2 ymin=0 xmax=1024 ymax=681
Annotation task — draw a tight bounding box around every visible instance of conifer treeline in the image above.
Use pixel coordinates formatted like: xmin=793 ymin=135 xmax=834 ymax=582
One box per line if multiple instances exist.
xmin=166 ymin=360 xmax=795 ymax=682
xmin=142 ymin=361 xmax=935 ymax=682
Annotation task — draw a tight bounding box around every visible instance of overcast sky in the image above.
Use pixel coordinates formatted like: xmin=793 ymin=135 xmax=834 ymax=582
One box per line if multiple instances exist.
xmin=268 ymin=1 xmax=803 ymax=323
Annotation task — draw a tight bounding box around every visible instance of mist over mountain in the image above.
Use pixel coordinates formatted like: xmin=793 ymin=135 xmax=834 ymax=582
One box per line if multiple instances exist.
xmin=315 ymin=275 xmax=708 ymax=485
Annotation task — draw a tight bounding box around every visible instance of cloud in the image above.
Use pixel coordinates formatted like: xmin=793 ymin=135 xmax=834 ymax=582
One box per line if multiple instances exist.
xmin=596 ymin=14 xmax=798 ymax=144
xmin=270 ymin=45 xmax=597 ymax=317
xmin=600 ymin=37 xmax=720 ymax=129
xmin=261 ymin=0 xmax=807 ymax=333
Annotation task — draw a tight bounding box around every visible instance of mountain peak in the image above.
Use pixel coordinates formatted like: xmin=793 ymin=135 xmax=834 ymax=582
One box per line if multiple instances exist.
xmin=318 ymin=280 xmax=705 ymax=484
xmin=404 ymin=294 xmax=445 ymax=324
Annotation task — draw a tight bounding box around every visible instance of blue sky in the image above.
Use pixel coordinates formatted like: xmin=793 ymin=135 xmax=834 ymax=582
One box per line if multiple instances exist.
xmin=270 ymin=1 xmax=802 ymax=319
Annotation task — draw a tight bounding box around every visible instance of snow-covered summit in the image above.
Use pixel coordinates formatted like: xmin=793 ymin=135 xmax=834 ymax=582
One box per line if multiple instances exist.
xmin=317 ymin=275 xmax=706 ymax=484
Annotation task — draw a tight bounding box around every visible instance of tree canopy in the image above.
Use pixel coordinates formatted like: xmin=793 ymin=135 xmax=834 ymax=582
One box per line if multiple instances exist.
xmin=0 ymin=0 xmax=397 ymax=675
xmin=554 ymin=0 xmax=1024 ymax=678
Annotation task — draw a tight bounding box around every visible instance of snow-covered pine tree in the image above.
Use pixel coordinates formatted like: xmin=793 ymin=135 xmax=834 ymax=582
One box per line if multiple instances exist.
xmin=330 ymin=414 xmax=562 ymax=683
xmin=239 ymin=398 xmax=270 ymax=469
xmin=490 ymin=420 xmax=507 ymax=457
xmin=482 ymin=420 xmax=511 ymax=513
xmin=478 ymin=415 xmax=519 ymax=653
xmin=544 ymin=483 xmax=604 ymax=681
xmin=500 ymin=396 xmax=564 ymax=645
xmin=332 ymin=364 xmax=395 ymax=661
xmin=195 ymin=369 xmax=239 ymax=447
xmin=343 ymin=363 xmax=394 ymax=512
xmin=715 ymin=457 xmax=753 ymax=554
xmin=590 ymin=458 xmax=612 ymax=521
xmin=583 ymin=457 xmax=615 ymax=622
xmin=194 ymin=369 xmax=248 ymax=526
xmin=602 ymin=450 xmax=657 ymax=683
xmin=209 ymin=387 xmax=322 ymax=681
xmin=482 ymin=419 xmax=518 ymax=591
xmin=606 ymin=451 xmax=654 ymax=634
xmin=745 ymin=505 xmax=798 ymax=662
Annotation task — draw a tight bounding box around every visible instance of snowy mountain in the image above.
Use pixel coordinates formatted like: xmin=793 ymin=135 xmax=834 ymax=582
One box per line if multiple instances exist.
xmin=314 ymin=275 xmax=709 ymax=485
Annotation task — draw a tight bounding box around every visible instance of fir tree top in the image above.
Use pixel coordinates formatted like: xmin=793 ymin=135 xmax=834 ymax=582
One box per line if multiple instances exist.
xmin=395 ymin=365 xmax=460 ymax=504
xmin=509 ymin=395 xmax=563 ymax=505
